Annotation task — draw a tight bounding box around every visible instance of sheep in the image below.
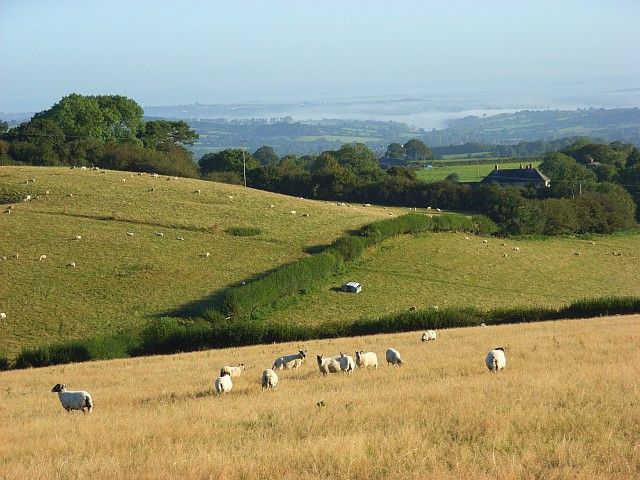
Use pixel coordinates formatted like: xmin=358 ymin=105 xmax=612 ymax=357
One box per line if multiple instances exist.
xmin=66 ymin=262 xmax=76 ymax=268
xmin=512 ymin=247 xmax=520 ymax=251
xmin=155 ymin=232 xmax=164 ymax=237
xmin=176 ymin=237 xmax=185 ymax=241
xmin=421 ymin=330 xmax=437 ymax=342
xmin=194 ymin=189 xmax=201 ymax=194
xmin=126 ymin=232 xmax=134 ymax=236
xmin=385 ymin=348 xmax=403 ymax=366
xmin=220 ymin=363 xmax=245 ymax=378
xmin=45 ymin=190 xmax=50 ymax=195
xmin=355 ymin=351 xmax=378 ymax=369
xmin=204 ymin=252 xmax=210 ymax=258
xmin=261 ymin=369 xmax=279 ymax=390
xmin=436 ymin=208 xmax=442 ymax=212
xmin=482 ymin=240 xmax=488 ymax=244
xmin=272 ymin=350 xmax=307 ymax=370
xmin=316 ymin=354 xmax=341 ymax=376
xmin=302 ymin=213 xmax=310 ymax=217
xmin=338 ymin=352 xmax=355 ymax=373
xmin=364 ymin=203 xmax=371 ymax=207
xmin=3 ymin=208 xmax=10 ymax=214
xmin=39 ymin=254 xmax=47 ymax=261
xmin=73 ymin=235 xmax=82 ymax=241
xmin=428 ymin=305 xmax=439 ymax=311
xmin=480 ymin=323 xmax=487 ymax=327
xmin=214 ymin=373 xmax=233 ymax=395
xmin=0 ymin=312 xmax=6 ymax=320
xmin=51 ymin=384 xmax=93 ymax=413
xmin=270 ymin=204 xmax=275 ymax=208
xmin=290 ymin=210 xmax=297 ymax=214
xmin=485 ymin=347 xmax=507 ymax=372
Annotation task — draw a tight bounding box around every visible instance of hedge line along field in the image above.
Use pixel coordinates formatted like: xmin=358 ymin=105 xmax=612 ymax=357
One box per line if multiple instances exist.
xmin=417 ymin=160 xmax=541 ymax=182
xmin=0 ymin=166 xmax=405 ymax=356
xmin=2 ymin=315 xmax=639 ymax=479
xmin=268 ymin=231 xmax=640 ymax=328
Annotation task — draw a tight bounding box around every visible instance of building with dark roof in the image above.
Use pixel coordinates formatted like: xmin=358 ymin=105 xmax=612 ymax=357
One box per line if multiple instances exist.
xmin=481 ymin=164 xmax=550 ymax=187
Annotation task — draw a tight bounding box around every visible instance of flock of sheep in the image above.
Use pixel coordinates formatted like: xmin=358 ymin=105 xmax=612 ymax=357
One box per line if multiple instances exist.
xmin=51 ymin=331 xmax=507 ymax=412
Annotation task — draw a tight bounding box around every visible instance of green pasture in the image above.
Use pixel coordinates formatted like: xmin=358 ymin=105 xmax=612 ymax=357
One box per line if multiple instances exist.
xmin=418 ymin=160 xmax=541 ymax=182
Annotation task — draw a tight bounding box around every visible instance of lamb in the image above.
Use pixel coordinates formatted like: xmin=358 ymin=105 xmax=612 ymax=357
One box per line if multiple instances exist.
xmin=261 ymin=369 xmax=279 ymax=390
xmin=385 ymin=348 xmax=403 ymax=366
xmin=220 ymin=363 xmax=245 ymax=378
xmin=485 ymin=347 xmax=507 ymax=372
xmin=355 ymin=351 xmax=378 ymax=369
xmin=338 ymin=352 xmax=355 ymax=373
xmin=272 ymin=350 xmax=307 ymax=370
xmin=51 ymin=384 xmax=93 ymax=413
xmin=316 ymin=354 xmax=341 ymax=376
xmin=421 ymin=330 xmax=437 ymax=342
xmin=214 ymin=373 xmax=233 ymax=394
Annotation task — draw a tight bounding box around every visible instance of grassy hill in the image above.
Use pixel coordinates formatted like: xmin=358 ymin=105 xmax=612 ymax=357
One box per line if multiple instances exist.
xmin=3 ymin=315 xmax=639 ymax=478
xmin=417 ymin=161 xmax=541 ymax=182
xmin=267 ymin=231 xmax=640 ymax=328
xmin=0 ymin=166 xmax=403 ymax=356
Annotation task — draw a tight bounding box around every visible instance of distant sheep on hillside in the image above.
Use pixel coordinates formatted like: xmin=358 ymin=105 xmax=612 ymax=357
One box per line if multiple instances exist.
xmin=51 ymin=383 xmax=93 ymax=413
xmin=220 ymin=364 xmax=245 ymax=378
xmin=421 ymin=330 xmax=437 ymax=342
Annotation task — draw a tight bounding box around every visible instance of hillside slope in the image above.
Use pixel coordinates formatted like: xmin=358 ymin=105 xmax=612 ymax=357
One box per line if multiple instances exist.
xmin=0 ymin=166 xmax=402 ymax=355
xmin=2 ymin=315 xmax=639 ymax=479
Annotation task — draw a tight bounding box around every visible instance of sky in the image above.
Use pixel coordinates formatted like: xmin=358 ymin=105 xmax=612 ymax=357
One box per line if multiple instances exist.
xmin=1 ymin=0 xmax=639 ymax=112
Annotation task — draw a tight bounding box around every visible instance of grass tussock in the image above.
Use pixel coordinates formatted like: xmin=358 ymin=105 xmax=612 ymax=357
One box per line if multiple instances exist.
xmin=2 ymin=315 xmax=640 ymax=479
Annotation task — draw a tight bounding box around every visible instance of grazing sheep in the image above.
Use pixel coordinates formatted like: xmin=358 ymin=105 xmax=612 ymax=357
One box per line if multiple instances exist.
xmin=588 ymin=241 xmax=596 ymax=245
xmin=220 ymin=363 xmax=245 ymax=378
xmin=1 ymin=256 xmax=6 ymax=260
xmin=73 ymin=235 xmax=82 ymax=241
xmin=270 ymin=204 xmax=275 ymax=208
xmin=228 ymin=195 xmax=234 ymax=199
xmin=385 ymin=348 xmax=403 ymax=366
xmin=24 ymin=195 xmax=32 ymax=202
xmin=3 ymin=209 xmax=10 ymax=214
xmin=0 ymin=312 xmax=6 ymax=320
xmin=39 ymin=255 xmax=47 ymax=261
xmin=290 ymin=210 xmax=297 ymax=215
xmin=45 ymin=190 xmax=50 ymax=195
xmin=194 ymin=189 xmax=201 ymax=194
xmin=204 ymin=252 xmax=210 ymax=258
xmin=512 ymin=247 xmax=520 ymax=251
xmin=302 ymin=213 xmax=310 ymax=217
xmin=427 ymin=206 xmax=432 ymax=210
xmin=176 ymin=237 xmax=185 ymax=241
xmin=51 ymin=384 xmax=93 ymax=413
xmin=485 ymin=347 xmax=507 ymax=372
xmin=316 ymin=354 xmax=341 ymax=376
xmin=155 ymin=232 xmax=164 ymax=237
xmin=480 ymin=323 xmax=487 ymax=327
xmin=421 ymin=330 xmax=437 ymax=342
xmin=66 ymin=262 xmax=76 ymax=268
xmin=464 ymin=236 xmax=470 ymax=240
xmin=214 ymin=373 xmax=233 ymax=395
xmin=355 ymin=351 xmax=378 ymax=369
xmin=338 ymin=353 xmax=355 ymax=373
xmin=261 ymin=369 xmax=279 ymax=390
xmin=126 ymin=232 xmax=134 ymax=236
xmin=12 ymin=254 xmax=19 ymax=259
xmin=574 ymin=252 xmax=581 ymax=256
xmin=272 ymin=350 xmax=307 ymax=370
xmin=428 ymin=305 xmax=439 ymax=311
xmin=364 ymin=203 xmax=371 ymax=207
xmin=482 ymin=240 xmax=488 ymax=244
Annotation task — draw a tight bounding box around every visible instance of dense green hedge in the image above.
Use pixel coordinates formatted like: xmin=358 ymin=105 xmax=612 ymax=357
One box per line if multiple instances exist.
xmin=9 ymin=296 xmax=640 ymax=368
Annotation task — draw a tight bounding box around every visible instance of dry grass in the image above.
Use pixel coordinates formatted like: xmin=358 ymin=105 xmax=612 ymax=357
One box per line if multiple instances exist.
xmin=2 ymin=315 xmax=639 ymax=479
xmin=0 ymin=166 xmax=403 ymax=355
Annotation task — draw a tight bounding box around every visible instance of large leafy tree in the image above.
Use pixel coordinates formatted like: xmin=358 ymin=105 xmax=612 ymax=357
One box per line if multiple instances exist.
xmin=328 ymin=143 xmax=382 ymax=180
xmin=139 ymin=120 xmax=198 ymax=150
xmin=384 ymin=143 xmax=406 ymax=163
xmin=403 ymin=139 xmax=433 ymax=161
xmin=539 ymin=152 xmax=597 ymax=198
xmin=253 ymin=146 xmax=280 ymax=166
xmin=199 ymin=149 xmax=259 ymax=175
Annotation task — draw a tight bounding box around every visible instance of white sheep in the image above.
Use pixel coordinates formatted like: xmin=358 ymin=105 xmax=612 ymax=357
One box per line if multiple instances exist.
xmin=51 ymin=383 xmax=93 ymax=413
xmin=220 ymin=363 xmax=245 ymax=378
xmin=290 ymin=210 xmax=297 ymax=214
xmin=485 ymin=347 xmax=507 ymax=372
xmin=316 ymin=354 xmax=341 ymax=376
xmin=272 ymin=350 xmax=307 ymax=370
xmin=480 ymin=323 xmax=487 ymax=327
xmin=354 ymin=351 xmax=378 ymax=369
xmin=428 ymin=305 xmax=439 ymax=311
xmin=155 ymin=232 xmax=164 ymax=237
xmin=39 ymin=254 xmax=47 ymax=261
xmin=482 ymin=240 xmax=488 ymax=244
xmin=214 ymin=373 xmax=233 ymax=395
xmin=0 ymin=312 xmax=6 ymax=320
xmin=204 ymin=252 xmax=210 ymax=258
xmin=126 ymin=232 xmax=134 ymax=236
xmin=338 ymin=353 xmax=355 ymax=373
xmin=421 ymin=330 xmax=437 ymax=342
xmin=194 ymin=189 xmax=201 ymax=194
xmin=512 ymin=247 xmax=520 ymax=251
xmin=73 ymin=235 xmax=82 ymax=241
xmin=385 ymin=348 xmax=403 ymax=366
xmin=176 ymin=237 xmax=185 ymax=241
xmin=66 ymin=262 xmax=76 ymax=268
xmin=261 ymin=369 xmax=279 ymax=390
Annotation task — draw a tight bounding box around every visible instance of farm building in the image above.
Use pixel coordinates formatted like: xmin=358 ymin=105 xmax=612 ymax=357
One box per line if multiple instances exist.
xmin=481 ymin=164 xmax=550 ymax=187
xmin=342 ymin=282 xmax=362 ymax=293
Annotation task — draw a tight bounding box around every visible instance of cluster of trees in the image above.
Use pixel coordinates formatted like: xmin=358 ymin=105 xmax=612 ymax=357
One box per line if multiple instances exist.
xmin=197 ymin=140 xmax=637 ymax=234
xmin=0 ymin=94 xmax=199 ymax=177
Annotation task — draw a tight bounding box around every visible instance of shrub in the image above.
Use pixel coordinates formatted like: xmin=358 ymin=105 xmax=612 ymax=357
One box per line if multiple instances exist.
xmin=225 ymin=227 xmax=262 ymax=237
xmin=0 ymin=355 xmax=11 ymax=371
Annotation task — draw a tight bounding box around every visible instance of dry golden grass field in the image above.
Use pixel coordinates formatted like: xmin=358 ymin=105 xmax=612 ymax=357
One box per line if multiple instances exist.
xmin=0 ymin=166 xmax=403 ymax=356
xmin=2 ymin=315 xmax=639 ymax=479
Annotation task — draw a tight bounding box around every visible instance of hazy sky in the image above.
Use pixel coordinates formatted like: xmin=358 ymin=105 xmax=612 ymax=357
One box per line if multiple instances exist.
xmin=1 ymin=0 xmax=639 ymax=112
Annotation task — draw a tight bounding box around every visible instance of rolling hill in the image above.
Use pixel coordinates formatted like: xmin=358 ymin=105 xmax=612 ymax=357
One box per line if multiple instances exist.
xmin=0 ymin=166 xmax=403 ymax=356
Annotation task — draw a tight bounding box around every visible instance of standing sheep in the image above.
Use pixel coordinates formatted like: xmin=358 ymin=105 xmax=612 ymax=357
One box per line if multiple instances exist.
xmin=485 ymin=347 xmax=507 ymax=372
xmin=316 ymin=354 xmax=341 ymax=376
xmin=385 ymin=348 xmax=403 ymax=366
xmin=214 ymin=373 xmax=233 ymax=394
xmin=261 ymin=369 xmax=279 ymax=390
xmin=272 ymin=350 xmax=307 ymax=370
xmin=354 ymin=351 xmax=378 ymax=369
xmin=421 ymin=330 xmax=437 ymax=342
xmin=220 ymin=363 xmax=245 ymax=378
xmin=338 ymin=353 xmax=355 ymax=373
xmin=51 ymin=384 xmax=93 ymax=413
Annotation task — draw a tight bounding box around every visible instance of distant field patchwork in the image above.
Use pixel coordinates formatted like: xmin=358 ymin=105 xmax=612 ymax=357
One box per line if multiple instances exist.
xmin=418 ymin=160 xmax=541 ymax=182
